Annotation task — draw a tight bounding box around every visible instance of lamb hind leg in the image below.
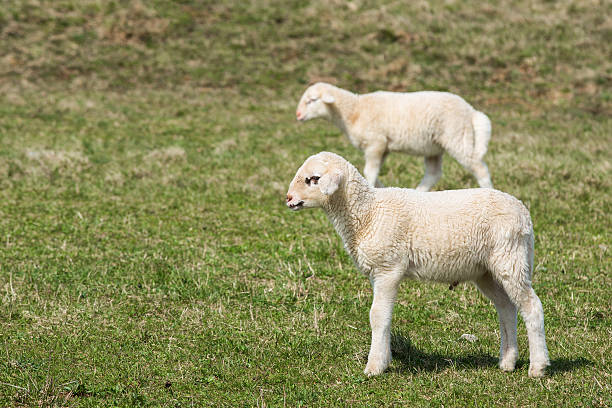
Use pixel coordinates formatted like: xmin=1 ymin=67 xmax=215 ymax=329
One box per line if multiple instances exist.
xmin=467 ymin=160 xmax=493 ymax=189
xmin=474 ymin=273 xmax=518 ymax=372
xmin=444 ymin=142 xmax=493 ymax=189
xmin=494 ymin=244 xmax=549 ymax=377
xmin=452 ymin=155 xmax=492 ymax=189
xmin=416 ymin=155 xmax=443 ymax=191
xmin=508 ymin=285 xmax=550 ymax=377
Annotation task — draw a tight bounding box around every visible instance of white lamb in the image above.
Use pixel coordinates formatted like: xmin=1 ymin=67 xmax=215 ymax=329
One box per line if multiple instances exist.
xmin=286 ymin=152 xmax=549 ymax=377
xmin=296 ymin=82 xmax=493 ymax=190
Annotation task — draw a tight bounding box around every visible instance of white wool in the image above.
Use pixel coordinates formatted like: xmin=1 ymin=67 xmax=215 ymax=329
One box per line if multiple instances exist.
xmin=286 ymin=152 xmax=549 ymax=377
xmin=296 ymin=83 xmax=493 ymax=190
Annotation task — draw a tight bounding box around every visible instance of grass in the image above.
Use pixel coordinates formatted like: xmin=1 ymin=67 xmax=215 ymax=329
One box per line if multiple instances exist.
xmin=0 ymin=0 xmax=610 ymax=406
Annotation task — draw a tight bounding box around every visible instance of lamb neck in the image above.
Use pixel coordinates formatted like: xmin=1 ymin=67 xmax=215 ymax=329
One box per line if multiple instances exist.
xmin=323 ymin=167 xmax=375 ymax=255
xmin=328 ymin=88 xmax=359 ymax=135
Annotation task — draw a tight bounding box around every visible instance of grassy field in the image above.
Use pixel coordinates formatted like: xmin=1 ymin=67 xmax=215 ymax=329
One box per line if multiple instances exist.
xmin=0 ymin=0 xmax=610 ymax=406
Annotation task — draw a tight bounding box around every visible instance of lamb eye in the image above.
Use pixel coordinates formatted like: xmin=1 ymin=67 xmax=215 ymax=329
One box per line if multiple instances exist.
xmin=305 ymin=176 xmax=319 ymax=186
xmin=311 ymin=176 xmax=320 ymax=185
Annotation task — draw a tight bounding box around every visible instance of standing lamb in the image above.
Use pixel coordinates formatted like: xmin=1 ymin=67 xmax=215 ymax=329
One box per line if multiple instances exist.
xmin=286 ymin=151 xmax=549 ymax=377
xmin=296 ymin=82 xmax=493 ymax=190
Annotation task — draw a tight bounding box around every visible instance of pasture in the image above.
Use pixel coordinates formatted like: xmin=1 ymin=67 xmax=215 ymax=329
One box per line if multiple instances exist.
xmin=0 ymin=1 xmax=610 ymax=406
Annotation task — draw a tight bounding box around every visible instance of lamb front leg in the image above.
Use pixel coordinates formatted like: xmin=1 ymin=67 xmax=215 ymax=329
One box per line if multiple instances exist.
xmin=364 ymin=273 xmax=401 ymax=376
xmin=363 ymin=145 xmax=387 ymax=188
xmin=416 ymin=155 xmax=443 ymax=191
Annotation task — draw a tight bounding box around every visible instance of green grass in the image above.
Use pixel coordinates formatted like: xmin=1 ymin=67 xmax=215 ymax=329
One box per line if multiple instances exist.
xmin=0 ymin=0 xmax=610 ymax=406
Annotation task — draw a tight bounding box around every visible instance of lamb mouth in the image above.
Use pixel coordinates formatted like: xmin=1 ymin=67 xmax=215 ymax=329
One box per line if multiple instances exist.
xmin=289 ymin=201 xmax=304 ymax=210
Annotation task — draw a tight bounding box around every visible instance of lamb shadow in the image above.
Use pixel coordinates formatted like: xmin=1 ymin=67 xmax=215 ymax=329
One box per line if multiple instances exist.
xmin=546 ymin=357 xmax=592 ymax=376
xmin=389 ymin=332 xmax=497 ymax=374
xmin=388 ymin=332 xmax=593 ymax=376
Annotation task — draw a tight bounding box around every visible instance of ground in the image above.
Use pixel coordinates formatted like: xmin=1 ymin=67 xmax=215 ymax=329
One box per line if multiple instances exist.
xmin=0 ymin=1 xmax=610 ymax=406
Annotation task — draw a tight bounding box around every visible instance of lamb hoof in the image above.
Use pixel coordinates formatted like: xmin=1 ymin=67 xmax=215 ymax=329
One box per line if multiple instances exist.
xmin=528 ymin=364 xmax=547 ymax=378
xmin=499 ymin=353 xmax=517 ymax=372
xmin=364 ymin=365 xmax=384 ymax=377
xmin=499 ymin=361 xmax=516 ymax=372
xmin=364 ymin=360 xmax=388 ymax=377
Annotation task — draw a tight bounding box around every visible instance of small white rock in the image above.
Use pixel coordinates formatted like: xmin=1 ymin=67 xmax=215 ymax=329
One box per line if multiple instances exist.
xmin=460 ymin=333 xmax=478 ymax=343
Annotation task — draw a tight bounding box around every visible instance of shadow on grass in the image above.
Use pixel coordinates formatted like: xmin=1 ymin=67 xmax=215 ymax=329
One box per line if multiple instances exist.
xmin=388 ymin=332 xmax=497 ymax=374
xmin=547 ymin=357 xmax=593 ymax=376
xmin=388 ymin=332 xmax=593 ymax=375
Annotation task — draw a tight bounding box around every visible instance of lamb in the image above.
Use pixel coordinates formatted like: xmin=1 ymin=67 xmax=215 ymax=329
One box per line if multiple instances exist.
xmin=286 ymin=151 xmax=549 ymax=377
xmin=296 ymin=82 xmax=493 ymax=190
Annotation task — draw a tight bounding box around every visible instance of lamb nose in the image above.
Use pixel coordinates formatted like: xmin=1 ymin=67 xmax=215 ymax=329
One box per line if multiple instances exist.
xmin=286 ymin=194 xmax=293 ymax=202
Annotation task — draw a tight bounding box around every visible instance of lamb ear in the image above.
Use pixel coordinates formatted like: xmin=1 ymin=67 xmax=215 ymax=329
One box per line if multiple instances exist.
xmin=321 ymin=94 xmax=335 ymax=104
xmin=318 ymin=170 xmax=343 ymax=195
